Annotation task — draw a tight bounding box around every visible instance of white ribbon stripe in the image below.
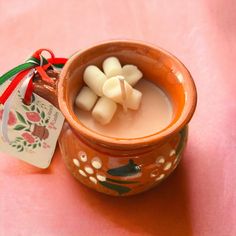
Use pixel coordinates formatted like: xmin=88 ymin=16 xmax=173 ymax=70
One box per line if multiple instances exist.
xmin=1 ymin=69 xmax=35 ymax=143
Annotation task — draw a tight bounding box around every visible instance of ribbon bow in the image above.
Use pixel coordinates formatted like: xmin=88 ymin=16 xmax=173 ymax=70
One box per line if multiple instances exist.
xmin=0 ymin=48 xmax=67 ymax=142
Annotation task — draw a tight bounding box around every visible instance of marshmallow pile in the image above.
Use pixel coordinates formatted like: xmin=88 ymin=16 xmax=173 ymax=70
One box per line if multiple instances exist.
xmin=75 ymin=57 xmax=143 ymax=125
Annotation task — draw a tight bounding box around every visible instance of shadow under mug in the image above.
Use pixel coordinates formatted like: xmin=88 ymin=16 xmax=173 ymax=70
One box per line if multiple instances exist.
xmin=35 ymin=40 xmax=197 ymax=196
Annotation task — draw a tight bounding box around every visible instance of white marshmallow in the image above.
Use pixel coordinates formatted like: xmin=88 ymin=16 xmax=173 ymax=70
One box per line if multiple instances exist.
xmin=102 ymin=57 xmax=122 ymax=78
xmin=127 ymin=89 xmax=142 ymax=110
xmin=102 ymin=76 xmax=133 ymax=104
xmin=92 ymin=97 xmax=117 ymax=125
xmin=83 ymin=65 xmax=107 ymax=96
xmin=75 ymin=86 xmax=98 ymax=111
xmin=122 ymin=65 xmax=143 ymax=86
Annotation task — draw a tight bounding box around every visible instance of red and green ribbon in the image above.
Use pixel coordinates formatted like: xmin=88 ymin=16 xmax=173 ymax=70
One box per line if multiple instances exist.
xmin=0 ymin=48 xmax=67 ymax=104
xmin=0 ymin=48 xmax=67 ymax=142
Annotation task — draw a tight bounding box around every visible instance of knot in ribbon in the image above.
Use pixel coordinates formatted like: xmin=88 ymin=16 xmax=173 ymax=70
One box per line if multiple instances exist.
xmin=0 ymin=48 xmax=67 ymax=142
xmin=0 ymin=48 xmax=67 ymax=105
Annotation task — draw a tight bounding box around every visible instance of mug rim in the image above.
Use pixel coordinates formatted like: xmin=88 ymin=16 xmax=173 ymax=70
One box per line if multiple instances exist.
xmin=58 ymin=40 xmax=197 ymax=147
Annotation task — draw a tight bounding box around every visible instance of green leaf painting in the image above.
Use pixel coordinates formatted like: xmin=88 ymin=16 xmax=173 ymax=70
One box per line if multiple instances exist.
xmin=31 ymin=94 xmax=35 ymax=103
xmin=15 ymin=137 xmax=20 ymax=140
xmin=41 ymin=111 xmax=45 ymax=119
xmin=16 ymin=111 xmax=26 ymax=124
xmin=98 ymin=181 xmax=131 ymax=195
xmin=22 ymin=105 xmax=30 ymax=111
xmin=107 ymin=160 xmax=141 ymax=177
xmin=14 ymin=124 xmax=26 ymax=130
xmin=176 ymin=127 xmax=188 ymax=156
xmin=106 ymin=178 xmax=138 ymax=184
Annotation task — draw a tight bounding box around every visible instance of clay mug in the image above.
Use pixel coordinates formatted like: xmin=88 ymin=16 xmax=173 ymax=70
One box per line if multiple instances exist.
xmin=36 ymin=41 xmax=197 ymax=196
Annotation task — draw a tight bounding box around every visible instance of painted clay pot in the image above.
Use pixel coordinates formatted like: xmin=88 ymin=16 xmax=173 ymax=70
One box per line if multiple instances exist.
xmin=36 ymin=41 xmax=197 ymax=196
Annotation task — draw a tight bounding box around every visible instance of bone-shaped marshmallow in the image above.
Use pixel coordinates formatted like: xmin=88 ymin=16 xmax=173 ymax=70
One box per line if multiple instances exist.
xmin=122 ymin=65 xmax=143 ymax=86
xmin=92 ymin=97 xmax=117 ymax=125
xmin=126 ymin=88 xmax=142 ymax=110
xmin=102 ymin=75 xmax=133 ymax=104
xmin=75 ymin=86 xmax=98 ymax=111
xmin=83 ymin=65 xmax=107 ymax=96
xmin=102 ymin=57 xmax=122 ymax=78
xmin=102 ymin=75 xmax=142 ymax=110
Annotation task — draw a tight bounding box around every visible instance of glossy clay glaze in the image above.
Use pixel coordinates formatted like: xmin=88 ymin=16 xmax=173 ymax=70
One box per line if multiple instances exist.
xmin=54 ymin=41 xmax=197 ymax=196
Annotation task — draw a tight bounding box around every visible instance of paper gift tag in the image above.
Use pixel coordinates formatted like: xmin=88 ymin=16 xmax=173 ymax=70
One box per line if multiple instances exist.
xmin=0 ymin=81 xmax=64 ymax=168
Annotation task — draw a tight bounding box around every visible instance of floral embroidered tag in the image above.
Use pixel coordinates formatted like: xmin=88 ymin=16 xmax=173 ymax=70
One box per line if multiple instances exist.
xmin=0 ymin=81 xmax=64 ymax=168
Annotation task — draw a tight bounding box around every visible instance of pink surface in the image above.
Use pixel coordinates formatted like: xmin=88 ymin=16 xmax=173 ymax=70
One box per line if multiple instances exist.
xmin=0 ymin=1 xmax=235 ymax=235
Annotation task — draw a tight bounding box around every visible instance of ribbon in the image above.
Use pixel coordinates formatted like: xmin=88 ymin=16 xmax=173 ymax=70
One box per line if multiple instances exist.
xmin=1 ymin=69 xmax=35 ymax=142
xmin=0 ymin=49 xmax=67 ymax=143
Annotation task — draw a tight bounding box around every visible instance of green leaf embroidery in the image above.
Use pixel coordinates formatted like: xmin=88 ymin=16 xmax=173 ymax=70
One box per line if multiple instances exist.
xmin=38 ymin=143 xmax=41 ymax=147
xmin=23 ymin=141 xmax=27 ymax=146
xmin=33 ymin=143 xmax=37 ymax=149
xmin=45 ymin=119 xmax=49 ymax=124
xmin=37 ymin=108 xmax=40 ymax=113
xmin=14 ymin=125 xmax=26 ymax=131
xmin=16 ymin=111 xmax=27 ymax=124
xmin=31 ymin=105 xmax=35 ymax=111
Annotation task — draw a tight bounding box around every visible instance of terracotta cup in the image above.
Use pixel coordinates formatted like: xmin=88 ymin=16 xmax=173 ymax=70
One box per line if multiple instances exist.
xmin=38 ymin=41 xmax=197 ymax=196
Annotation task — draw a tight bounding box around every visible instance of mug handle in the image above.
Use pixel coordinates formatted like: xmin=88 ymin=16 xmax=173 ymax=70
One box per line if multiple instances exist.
xmin=33 ymin=69 xmax=59 ymax=108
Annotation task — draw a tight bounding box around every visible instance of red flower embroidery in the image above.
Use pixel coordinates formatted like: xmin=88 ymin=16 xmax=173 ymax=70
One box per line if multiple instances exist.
xmin=22 ymin=132 xmax=35 ymax=144
xmin=26 ymin=112 xmax=40 ymax=122
xmin=0 ymin=110 xmax=17 ymax=126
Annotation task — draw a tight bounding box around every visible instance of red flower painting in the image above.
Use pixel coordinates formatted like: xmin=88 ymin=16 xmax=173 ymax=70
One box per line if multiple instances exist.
xmin=0 ymin=110 xmax=17 ymax=126
xmin=26 ymin=112 xmax=41 ymax=122
xmin=22 ymin=132 xmax=35 ymax=144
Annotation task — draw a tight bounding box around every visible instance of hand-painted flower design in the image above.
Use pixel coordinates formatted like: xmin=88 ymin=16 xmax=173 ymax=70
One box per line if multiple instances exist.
xmin=72 ymin=153 xmax=140 ymax=195
xmin=22 ymin=132 xmax=35 ymax=144
xmin=26 ymin=112 xmax=40 ymax=122
xmin=32 ymin=124 xmax=49 ymax=140
xmin=0 ymin=110 xmax=17 ymax=126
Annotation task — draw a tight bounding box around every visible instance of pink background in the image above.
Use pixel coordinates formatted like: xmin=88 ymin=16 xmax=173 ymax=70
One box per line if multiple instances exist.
xmin=0 ymin=0 xmax=235 ymax=235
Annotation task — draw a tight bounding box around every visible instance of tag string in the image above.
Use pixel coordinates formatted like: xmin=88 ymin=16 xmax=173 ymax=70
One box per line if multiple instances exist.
xmin=0 ymin=48 xmax=67 ymax=143
xmin=1 ymin=69 xmax=35 ymax=142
